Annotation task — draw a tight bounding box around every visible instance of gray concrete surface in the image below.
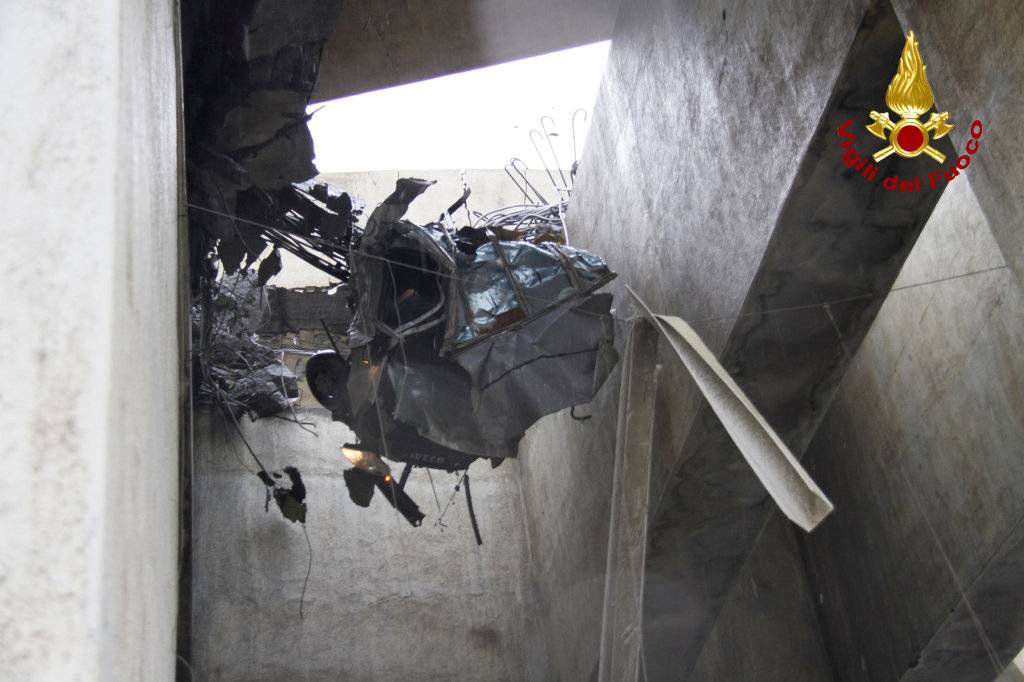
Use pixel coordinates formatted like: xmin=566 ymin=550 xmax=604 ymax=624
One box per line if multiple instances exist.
xmin=192 ymin=407 xmax=549 ymax=681
xmin=0 ymin=1 xmax=181 ymax=680
xmin=517 ymin=366 xmax=624 ymax=681
xmin=314 ymin=0 xmax=618 ymax=101
xmin=637 ymin=4 xmax=961 ymax=678
xmin=517 ymin=0 xmax=1024 ymax=679
xmin=890 ymin=0 xmax=1024 ymax=291
xmin=686 ymin=511 xmax=834 ymax=682
xmin=800 ymin=176 xmax=1024 ymax=681
xmin=521 ymin=0 xmax=880 ymax=678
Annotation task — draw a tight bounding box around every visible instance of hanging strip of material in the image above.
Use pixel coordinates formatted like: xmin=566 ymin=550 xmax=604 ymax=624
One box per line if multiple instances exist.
xmin=627 ymin=286 xmax=834 ymax=532
xmin=598 ymin=319 xmax=660 ymax=682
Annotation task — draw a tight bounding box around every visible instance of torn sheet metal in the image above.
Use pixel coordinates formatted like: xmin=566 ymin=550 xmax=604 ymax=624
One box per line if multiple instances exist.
xmin=346 ymin=178 xmax=615 ymax=352
xmin=299 ymin=177 xmax=618 ymax=487
xmin=370 ymin=293 xmax=616 ymax=459
xmin=452 ymin=240 xmax=614 ymax=346
xmin=598 ymin=300 xmax=835 ymax=682
xmin=628 ymin=287 xmax=833 ymax=531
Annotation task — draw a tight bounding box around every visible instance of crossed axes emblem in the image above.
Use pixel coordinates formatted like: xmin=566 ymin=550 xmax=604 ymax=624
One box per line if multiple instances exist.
xmin=866 ymin=31 xmax=954 ymax=164
xmin=866 ymin=110 xmax=953 ymax=163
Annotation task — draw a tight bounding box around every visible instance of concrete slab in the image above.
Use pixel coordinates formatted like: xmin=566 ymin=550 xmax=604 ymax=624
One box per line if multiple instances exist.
xmin=314 ymin=0 xmax=619 ymax=101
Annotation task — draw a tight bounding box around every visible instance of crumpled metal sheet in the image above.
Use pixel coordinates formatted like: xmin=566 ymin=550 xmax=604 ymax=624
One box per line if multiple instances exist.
xmin=348 ymin=179 xmax=442 ymax=347
xmin=357 ymin=294 xmax=615 ymax=459
xmin=320 ymin=178 xmax=620 ymax=465
xmin=454 ymin=241 xmax=613 ymax=344
xmin=455 ymin=293 xmax=617 ymax=423
xmin=362 ymin=292 xmax=610 ymax=456
xmin=347 ymin=178 xmax=615 ymax=354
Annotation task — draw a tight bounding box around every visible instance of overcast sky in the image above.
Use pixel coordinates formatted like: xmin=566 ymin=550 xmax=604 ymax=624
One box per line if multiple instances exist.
xmin=307 ymin=41 xmax=610 ymax=173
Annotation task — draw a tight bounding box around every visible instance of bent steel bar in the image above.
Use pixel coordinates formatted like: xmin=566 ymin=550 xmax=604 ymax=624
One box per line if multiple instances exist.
xmin=627 ymin=286 xmax=834 ymax=532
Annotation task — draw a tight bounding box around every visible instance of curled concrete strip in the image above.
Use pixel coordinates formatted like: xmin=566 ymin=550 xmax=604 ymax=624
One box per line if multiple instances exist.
xmin=628 ymin=286 xmax=834 ymax=531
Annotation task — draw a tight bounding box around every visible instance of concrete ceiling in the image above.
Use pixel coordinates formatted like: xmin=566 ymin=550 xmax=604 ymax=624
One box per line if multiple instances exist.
xmin=312 ymin=0 xmax=619 ymax=102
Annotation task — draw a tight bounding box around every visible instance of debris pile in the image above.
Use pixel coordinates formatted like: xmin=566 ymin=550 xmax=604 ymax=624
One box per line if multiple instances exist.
xmin=195 ymin=271 xmax=299 ymax=417
xmin=306 ymin=177 xmax=618 ymax=530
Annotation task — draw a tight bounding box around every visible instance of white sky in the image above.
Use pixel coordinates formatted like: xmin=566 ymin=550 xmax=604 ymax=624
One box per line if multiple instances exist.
xmin=307 ymin=41 xmax=611 ymax=173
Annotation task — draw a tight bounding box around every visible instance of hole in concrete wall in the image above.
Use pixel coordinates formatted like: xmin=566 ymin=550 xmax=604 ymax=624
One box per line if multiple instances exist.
xmin=309 ymin=41 xmax=610 ymax=173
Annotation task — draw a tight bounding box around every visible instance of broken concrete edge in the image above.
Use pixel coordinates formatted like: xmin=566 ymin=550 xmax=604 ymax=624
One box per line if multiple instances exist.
xmin=626 ymin=285 xmax=834 ymax=532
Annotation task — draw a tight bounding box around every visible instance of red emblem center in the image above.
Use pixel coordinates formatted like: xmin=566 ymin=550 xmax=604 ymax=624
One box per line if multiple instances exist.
xmin=896 ymin=125 xmax=925 ymax=152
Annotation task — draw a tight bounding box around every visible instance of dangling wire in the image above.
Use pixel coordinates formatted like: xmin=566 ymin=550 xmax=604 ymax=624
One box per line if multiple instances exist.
xmin=463 ymin=474 xmax=484 ymax=545
xmin=299 ymin=523 xmax=313 ymax=620
xmin=530 ymin=128 xmax=562 ymax=196
xmin=504 ymin=158 xmax=549 ymax=205
xmin=541 ymin=115 xmax=570 ymax=191
xmin=434 ymin=469 xmax=469 ymax=528
xmin=571 ymin=108 xmax=588 ymax=184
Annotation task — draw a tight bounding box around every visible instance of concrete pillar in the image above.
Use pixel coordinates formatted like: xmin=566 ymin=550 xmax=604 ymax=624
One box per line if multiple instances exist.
xmin=0 ymin=1 xmax=181 ymax=679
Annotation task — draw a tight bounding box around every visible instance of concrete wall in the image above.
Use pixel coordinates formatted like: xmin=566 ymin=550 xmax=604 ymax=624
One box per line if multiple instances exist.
xmin=512 ymin=0 xmax=875 ymax=678
xmin=517 ymin=373 xmax=624 ymax=681
xmin=687 ymin=511 xmax=834 ymax=681
xmin=188 ymin=3 xmax=1024 ymax=680
xmin=791 ymin=4 xmax=1024 ymax=679
xmin=192 ymin=407 xmax=549 ymax=681
xmin=0 ymin=1 xmax=181 ymax=680
xmin=521 ymin=1 xmax=1024 ymax=679
xmin=801 ymin=167 xmax=1024 ymax=681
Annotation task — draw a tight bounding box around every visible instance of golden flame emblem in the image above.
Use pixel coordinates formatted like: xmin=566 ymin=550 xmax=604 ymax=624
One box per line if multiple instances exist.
xmin=866 ymin=32 xmax=953 ymax=163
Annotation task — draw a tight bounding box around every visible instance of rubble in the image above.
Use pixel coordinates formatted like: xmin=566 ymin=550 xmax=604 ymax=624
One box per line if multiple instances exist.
xmin=195 ymin=271 xmax=298 ymax=419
